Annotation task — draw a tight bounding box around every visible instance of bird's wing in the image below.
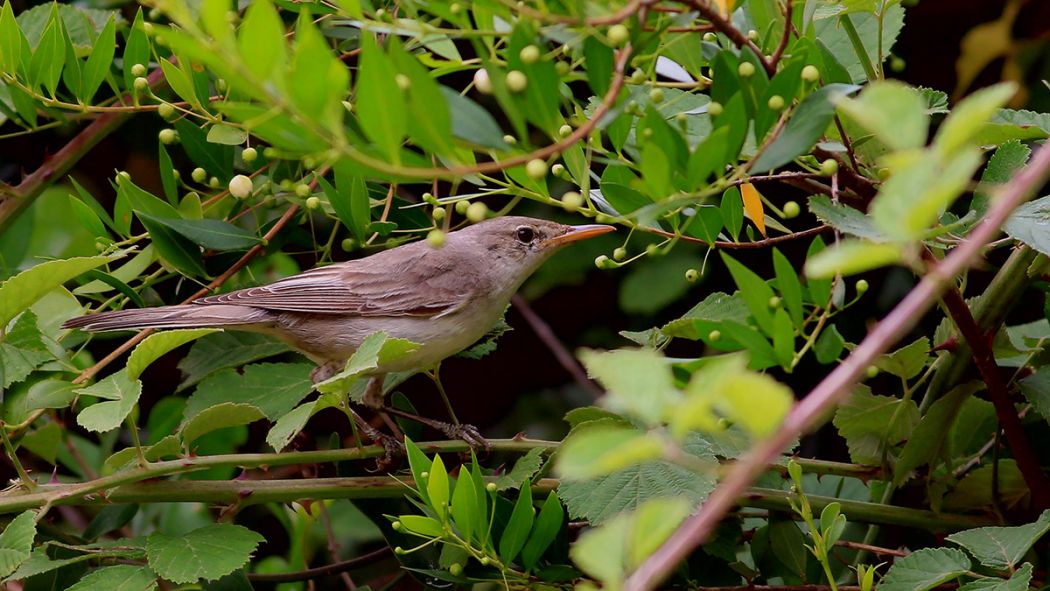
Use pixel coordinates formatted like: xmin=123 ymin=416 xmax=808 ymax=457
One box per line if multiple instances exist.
xmin=193 ymin=247 xmax=471 ymax=317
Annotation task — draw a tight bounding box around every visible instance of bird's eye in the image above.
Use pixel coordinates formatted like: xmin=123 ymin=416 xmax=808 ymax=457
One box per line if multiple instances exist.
xmin=515 ymin=226 xmax=536 ymax=243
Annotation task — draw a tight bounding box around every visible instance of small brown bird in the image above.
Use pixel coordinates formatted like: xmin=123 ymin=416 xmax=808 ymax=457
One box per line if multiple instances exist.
xmin=64 ymin=216 xmax=614 ymax=445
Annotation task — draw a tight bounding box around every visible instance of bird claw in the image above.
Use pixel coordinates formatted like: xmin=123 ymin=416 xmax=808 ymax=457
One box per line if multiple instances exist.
xmin=439 ymin=422 xmax=491 ymax=452
xmin=369 ymin=432 xmax=406 ymax=473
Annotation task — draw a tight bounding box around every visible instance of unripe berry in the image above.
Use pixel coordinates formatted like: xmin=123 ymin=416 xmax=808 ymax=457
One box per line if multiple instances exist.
xmin=449 ymin=563 xmax=463 ymax=576
xmin=738 ymin=62 xmax=755 ymax=78
xmin=506 ymin=70 xmax=528 ymax=93
xmin=561 ymin=191 xmax=583 ymax=212
xmin=305 ymin=196 xmax=320 ymax=210
xmin=866 ymin=366 xmax=879 ymax=379
xmin=302 ymin=156 xmax=316 ymax=169
xmin=392 ymin=520 xmax=403 ymax=531
xmin=215 ymin=78 xmax=227 ymax=93
xmin=454 ymin=200 xmax=470 ymax=215
xmin=856 ymin=279 xmax=869 ymax=295
xmin=783 ymin=201 xmax=800 ymax=219
xmin=395 ymin=74 xmax=411 ymax=91
xmin=767 ymin=95 xmax=785 ymax=110
xmin=394 ymin=546 xmax=405 ymax=555
xmin=685 ymin=268 xmax=700 ymax=283
xmin=473 ymin=69 xmax=493 ymax=94
xmin=242 ymin=147 xmax=258 ymax=163
xmin=263 ymin=147 xmax=279 ymax=159
xmin=608 ymin=24 xmax=630 ymax=46
xmin=613 ymin=247 xmax=627 ymax=261
xmin=645 ymin=243 xmax=660 ymax=256
xmin=341 ymin=238 xmax=356 ymax=251
xmin=649 ymin=88 xmax=665 ymax=103
xmin=558 ymin=124 xmax=573 ymax=138
xmin=801 ymin=65 xmax=820 ymax=82
xmin=595 ymin=213 xmax=615 ymax=224
xmin=820 ymin=158 xmax=839 ymax=176
xmin=466 ymin=201 xmax=488 ymax=223
xmin=142 ymin=22 xmax=154 ymax=35
xmin=191 ymin=167 xmax=207 ymax=183
xmin=449 ymin=2 xmax=461 ymax=14
xmin=629 ymin=69 xmax=646 ymax=85
xmin=707 ymin=101 xmax=723 ymax=117
xmin=157 ymin=103 xmax=175 ymax=120
xmin=158 ymin=128 xmax=177 ymax=144
xmin=768 ymin=296 xmax=781 ymax=309
xmin=295 ymin=184 xmax=311 ymax=197
xmin=519 ymin=45 xmax=541 ymax=65
xmin=551 ymin=163 xmax=566 ymax=177
xmin=133 ymin=76 xmax=149 ymax=91
xmin=228 ymin=174 xmax=253 ymax=198
xmin=116 ymin=170 xmax=131 ymax=184
xmin=708 ymin=329 xmax=721 ymax=342
xmin=432 ymin=207 xmax=446 ymax=221
xmin=703 ymin=32 xmax=717 ymax=43
xmin=485 ymin=482 xmax=497 ymax=492
xmin=525 ymin=159 xmax=548 ymax=179
xmin=890 ymin=56 xmax=905 ymax=72
xmin=595 ymin=255 xmax=611 ymax=269
xmin=171 ymin=169 xmax=180 ymax=180
xmin=427 ymin=229 xmax=446 ymax=248
xmin=555 ymin=61 xmax=570 ymax=76
xmin=747 ymin=29 xmax=759 ymax=41
xmin=502 ymin=134 xmax=517 ymax=145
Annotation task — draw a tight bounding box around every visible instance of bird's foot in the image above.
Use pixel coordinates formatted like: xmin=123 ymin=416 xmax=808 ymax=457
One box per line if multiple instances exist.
xmin=381 ymin=406 xmax=491 ymax=452
xmin=310 ymin=361 xmax=343 ymax=385
xmin=349 ymin=408 xmax=405 ymax=471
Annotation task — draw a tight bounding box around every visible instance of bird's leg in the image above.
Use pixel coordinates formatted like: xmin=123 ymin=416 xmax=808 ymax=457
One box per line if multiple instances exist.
xmin=426 ymin=362 xmax=461 ymax=425
xmin=379 ymin=406 xmax=491 ymax=452
xmin=346 ymin=407 xmax=404 ymax=472
xmin=361 ymin=374 xmax=405 ymax=439
xmin=310 ymin=360 xmax=343 ymax=385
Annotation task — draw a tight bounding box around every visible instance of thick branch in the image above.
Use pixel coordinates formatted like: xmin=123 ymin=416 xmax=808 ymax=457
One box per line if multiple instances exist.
xmin=625 ymin=139 xmax=1050 ymax=591
xmin=939 ymin=285 xmax=1050 ymax=507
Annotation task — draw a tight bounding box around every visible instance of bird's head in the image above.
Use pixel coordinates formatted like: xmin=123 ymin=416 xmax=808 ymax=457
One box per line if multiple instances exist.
xmin=451 ymin=215 xmax=615 ymax=276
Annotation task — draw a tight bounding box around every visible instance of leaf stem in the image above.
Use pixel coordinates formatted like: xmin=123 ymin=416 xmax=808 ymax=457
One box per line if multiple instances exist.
xmin=837 ymin=15 xmax=878 ymax=81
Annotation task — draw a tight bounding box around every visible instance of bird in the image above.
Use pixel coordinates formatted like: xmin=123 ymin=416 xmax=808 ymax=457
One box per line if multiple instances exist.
xmin=64 ymin=215 xmax=615 ymax=449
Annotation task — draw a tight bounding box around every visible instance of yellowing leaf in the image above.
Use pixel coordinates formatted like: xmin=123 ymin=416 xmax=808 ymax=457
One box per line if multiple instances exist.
xmin=711 ymin=0 xmax=735 ymax=17
xmin=740 ymin=183 xmax=766 ymax=237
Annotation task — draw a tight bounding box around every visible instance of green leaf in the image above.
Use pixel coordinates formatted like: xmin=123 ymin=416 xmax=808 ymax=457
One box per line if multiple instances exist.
xmin=721 ymin=252 xmax=776 ymax=336
xmin=877 ymin=547 xmax=971 ymax=591
xmin=894 ymin=382 xmax=983 ymax=485
xmin=180 ymin=402 xmax=265 ymax=447
xmin=398 ymin=515 xmax=443 ymax=537
xmin=521 ymin=491 xmax=563 ymax=570
xmin=327 ymin=161 xmax=372 ymax=242
xmin=206 ymin=124 xmax=248 ymax=146
xmin=264 ymin=393 xmax=341 ymax=451
xmin=357 ymin=34 xmax=406 ymax=161
xmin=174 ymin=119 xmax=233 ymax=180
xmin=1004 ymin=196 xmax=1050 ymax=258
xmin=28 ymin=6 xmax=63 ymax=96
xmin=972 ymin=140 xmax=1030 ymax=217
xmin=79 ymin=15 xmax=114 ymax=102
xmin=138 ymin=212 xmax=260 ymax=251
xmin=675 ymin=355 xmax=794 ymax=438
xmin=578 ymin=348 xmax=680 ymax=426
xmin=947 ymin=510 xmax=1050 ymax=570
xmin=238 ymin=0 xmax=285 ymax=80
xmin=0 ymin=511 xmax=37 ymax=578
xmin=0 ymin=311 xmax=51 ymax=388
xmin=499 ymin=482 xmax=534 ymax=564
xmin=808 ymin=195 xmax=883 ymax=240
xmin=427 ymin=454 xmax=450 ymax=520
xmin=185 ymin=362 xmax=312 ymax=421
xmin=405 ymin=437 xmax=433 ymax=504
xmin=495 ymin=447 xmax=546 ymax=491
xmin=769 ymin=520 xmax=808 ymax=578
xmin=836 ymin=80 xmax=928 ymax=151
xmin=0 ymin=254 xmax=117 ymax=329
xmin=933 ymin=82 xmax=1017 ymax=157
xmin=556 ymin=422 xmax=664 ymax=480
xmin=66 ymin=565 xmax=157 ymax=591
xmin=177 ymin=332 xmax=289 ymax=390
xmin=750 ymin=83 xmax=860 ymax=173
xmin=618 ymin=249 xmax=699 ymax=315
xmin=387 ymin=38 xmax=455 ymax=158
xmin=876 ymin=337 xmax=930 ymax=379
xmin=813 ymin=5 xmax=904 ymax=84
xmin=661 ymin=292 xmax=750 ymax=340
xmin=315 ymin=332 xmax=419 ymax=398
xmin=76 ymin=369 xmax=142 ymax=433
xmin=1019 ymin=367 xmax=1050 ymax=420
xmin=813 ymin=325 xmax=845 ymax=364
xmin=286 ymin=11 xmax=347 ymax=133
xmin=146 ymin=524 xmax=263 ymax=584
xmin=159 ymin=59 xmax=199 ymax=109
xmin=946 ymin=460 xmax=1029 ymax=512
xmin=803 ymin=239 xmax=903 ymax=279
xmin=126 ymin=329 xmax=218 ymax=380
xmin=583 ymin=37 xmax=613 ymax=96
xmin=772 ymin=249 xmax=804 ymax=327
xmin=450 ymin=470 xmax=478 ymax=542
xmin=136 ymin=215 xmax=207 ymax=277
xmin=0 ymin=1 xmax=29 ymax=75
xmin=832 ymin=387 xmax=919 ymax=465
xmin=957 ymin=563 xmax=1033 ymax=591
xmin=441 ymin=87 xmax=509 ymax=150
xmin=122 ymin=9 xmax=148 ymax=91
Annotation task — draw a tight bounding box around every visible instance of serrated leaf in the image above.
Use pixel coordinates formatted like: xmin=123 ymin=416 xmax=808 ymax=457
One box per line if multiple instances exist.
xmin=836 ymin=80 xmax=928 ymax=151
xmin=146 ymin=524 xmax=263 ymax=584
xmin=0 ymin=255 xmax=117 ymax=329
xmin=933 ymin=82 xmax=1017 ymax=157
xmin=0 ymin=311 xmax=51 ymax=388
xmin=264 ymin=394 xmax=341 ymax=451
xmin=971 ymin=140 xmax=1030 ymax=217
xmin=184 ymin=362 xmax=312 ymax=421
xmin=894 ymin=382 xmax=983 ymax=485
xmin=832 ymin=387 xmax=919 ymax=465
xmin=180 ymin=402 xmax=265 ymax=447
xmin=177 ymin=332 xmax=289 ymax=390
xmin=808 ymin=195 xmax=883 ymax=240
xmin=556 ymin=423 xmax=664 ymax=480
xmin=945 ymin=460 xmax=1029 ymax=512
xmin=66 ymin=565 xmax=157 ymax=591
xmin=77 ymin=369 xmax=142 ymax=433
xmin=126 ymin=329 xmax=218 ymax=380
xmin=1004 ymin=196 xmax=1050 ymax=258
xmin=578 ymin=348 xmax=680 ymax=426
xmin=496 ymin=447 xmax=546 ymax=491
xmin=675 ymin=355 xmax=793 ymax=438
xmin=0 ymin=511 xmax=37 ymax=578
xmin=661 ymin=292 xmax=750 ymax=340
xmin=957 ymin=563 xmax=1032 ymax=591
xmin=877 ymin=547 xmax=970 ymax=591
xmin=947 ymin=510 xmax=1050 ymax=570
xmin=876 ymin=338 xmax=930 ymax=379
xmin=316 ymin=332 xmax=419 ymax=398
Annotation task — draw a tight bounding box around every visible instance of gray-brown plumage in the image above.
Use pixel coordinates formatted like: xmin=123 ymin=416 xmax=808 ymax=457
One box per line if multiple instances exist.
xmin=64 ymin=216 xmax=614 ymax=391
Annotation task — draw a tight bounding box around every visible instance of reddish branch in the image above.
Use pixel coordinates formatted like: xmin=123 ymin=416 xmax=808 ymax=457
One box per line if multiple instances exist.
xmin=647 ymin=224 xmax=829 ymax=249
xmin=939 ymin=284 xmax=1050 ymax=508
xmin=624 ymin=139 xmax=1050 ymax=591
xmin=681 ymin=0 xmax=775 ymax=76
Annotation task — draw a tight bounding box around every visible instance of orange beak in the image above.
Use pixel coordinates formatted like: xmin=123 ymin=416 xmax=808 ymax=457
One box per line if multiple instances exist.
xmin=542 ymin=224 xmax=616 ymax=248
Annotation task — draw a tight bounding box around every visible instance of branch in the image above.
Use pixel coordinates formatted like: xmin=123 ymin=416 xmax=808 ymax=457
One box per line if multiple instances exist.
xmin=511 ymin=295 xmax=605 ymax=400
xmin=939 ymin=284 xmax=1050 ymax=508
xmin=682 ymin=0 xmax=775 ymax=76
xmin=246 ymin=546 xmax=392 ymax=583
xmin=645 ymin=224 xmax=829 ymax=249
xmin=625 ymin=140 xmax=1050 ymax=591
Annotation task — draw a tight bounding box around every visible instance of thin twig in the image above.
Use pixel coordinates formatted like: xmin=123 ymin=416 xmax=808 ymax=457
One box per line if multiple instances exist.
xmin=644 ymin=224 xmax=829 ymax=249
xmin=511 ymin=294 xmax=604 ymax=400
xmin=768 ymin=0 xmax=794 ymax=69
xmin=247 ymin=546 xmax=392 ymax=583
xmin=624 ymin=136 xmax=1050 ymax=591
xmin=681 ymin=0 xmax=774 ymax=76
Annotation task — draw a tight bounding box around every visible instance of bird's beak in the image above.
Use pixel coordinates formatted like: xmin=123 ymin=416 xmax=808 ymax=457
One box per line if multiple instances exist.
xmin=542 ymin=224 xmax=616 ymax=248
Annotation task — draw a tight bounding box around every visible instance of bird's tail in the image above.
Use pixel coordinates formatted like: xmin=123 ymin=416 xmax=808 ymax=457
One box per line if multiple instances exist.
xmin=62 ymin=304 xmax=270 ymax=332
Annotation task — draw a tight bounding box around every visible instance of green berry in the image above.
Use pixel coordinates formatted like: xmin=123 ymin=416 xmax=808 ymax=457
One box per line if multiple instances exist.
xmin=133 ymin=76 xmax=149 ymax=91
xmin=208 ymin=176 xmax=220 ymax=188
xmin=449 ymin=563 xmax=463 ymax=576
xmin=561 ymin=191 xmax=583 ymax=212
xmin=630 ymin=69 xmax=646 ymax=85
xmin=675 ymin=112 xmax=688 ymax=124
xmin=395 ymin=73 xmax=411 ymax=91
xmin=645 ymin=243 xmax=659 ymax=256
xmin=302 ymin=156 xmax=316 ymax=170
xmin=551 ymin=163 xmax=566 ymax=177
xmin=158 ymin=128 xmax=177 ymax=144
xmin=866 ymin=366 xmax=879 ymax=379
xmin=703 ymin=32 xmax=717 ymax=43
xmin=295 ymin=184 xmax=311 ymax=197
xmin=392 ymin=520 xmax=403 ymax=531
xmin=427 ymin=229 xmax=446 ymax=248
xmin=768 ymin=296 xmax=781 ymax=309
xmin=613 ymin=247 xmax=627 ymax=261
xmin=420 ymin=471 xmax=429 ymax=479
xmin=525 ymin=159 xmax=548 ymax=180
xmin=341 ymin=238 xmax=356 ymax=251
xmin=450 ymin=3 xmax=461 ymax=14
xmin=485 ymin=482 xmax=497 ymax=492
xmin=649 ymin=88 xmax=665 ymax=103
xmin=595 ymin=213 xmax=615 ymax=224
xmin=747 ymin=29 xmax=759 ymax=41
xmin=432 ymin=207 xmax=446 ymax=221
xmin=157 ymin=103 xmax=175 ymax=120
xmin=685 ymin=268 xmax=700 ymax=283
xmin=820 ymin=158 xmax=839 ymax=176
xmin=856 ymin=279 xmax=869 ymax=295
xmin=228 ymin=175 xmax=253 ymax=198
xmin=191 ymin=167 xmax=207 ymax=183
xmin=116 ymin=170 xmax=131 ymax=184
xmin=707 ymin=101 xmax=723 ymax=117
xmin=455 ymin=200 xmax=470 ymax=215
xmin=506 ymin=70 xmax=528 ymax=93
xmin=783 ymin=201 xmax=800 ymax=219
xmin=305 ymin=196 xmax=320 ymax=210
xmin=502 ymin=134 xmax=517 ymax=145
xmin=394 ymin=546 xmax=405 ymax=555
xmin=767 ymin=95 xmax=785 ymax=110
xmin=242 ymin=147 xmax=258 ymax=163
xmin=737 ymin=62 xmax=755 ymax=78
xmin=555 ymin=61 xmax=570 ymax=76
xmin=801 ymin=65 xmax=820 ymax=82
xmin=264 ymin=147 xmax=279 ymax=159
xmin=215 ymin=78 xmax=227 ymax=93
xmin=608 ymin=24 xmax=630 ymax=46
xmin=473 ymin=69 xmax=493 ymax=94
xmin=558 ymin=124 xmax=573 ymax=138
xmin=595 ymin=255 xmax=611 ymax=269
xmin=171 ymin=169 xmax=180 ymax=180
xmin=708 ymin=330 xmax=721 ymax=342
xmin=890 ymin=56 xmax=905 ymax=72
xmin=519 ymin=45 xmax=541 ymax=65
xmin=466 ymin=201 xmax=488 ymax=223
